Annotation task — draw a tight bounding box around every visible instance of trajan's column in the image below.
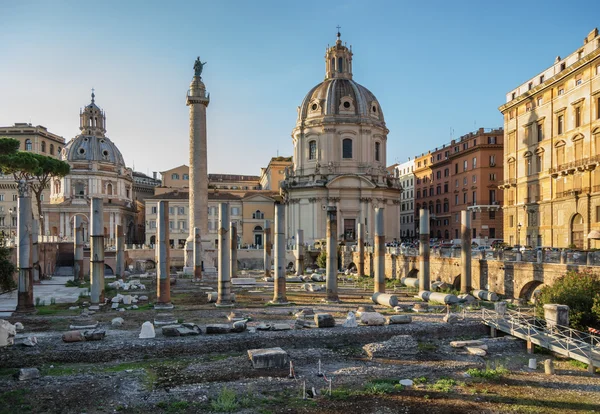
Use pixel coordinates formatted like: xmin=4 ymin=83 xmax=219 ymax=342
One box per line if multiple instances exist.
xmin=185 ymin=57 xmax=210 ymax=270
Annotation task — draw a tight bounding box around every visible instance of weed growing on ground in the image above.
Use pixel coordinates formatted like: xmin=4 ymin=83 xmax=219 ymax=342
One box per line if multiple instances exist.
xmin=429 ymin=378 xmax=456 ymax=393
xmin=568 ymin=359 xmax=588 ymax=370
xmin=0 ymin=389 xmax=31 ymax=414
xmin=363 ymin=379 xmax=402 ymax=395
xmin=413 ymin=376 xmax=428 ymax=384
xmin=417 ymin=342 xmax=437 ymax=351
xmin=466 ymin=366 xmax=509 ymax=379
xmin=210 ymin=387 xmax=239 ymax=412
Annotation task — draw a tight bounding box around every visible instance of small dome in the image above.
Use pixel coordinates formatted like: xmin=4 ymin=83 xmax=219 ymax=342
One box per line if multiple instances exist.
xmin=297 ymin=78 xmax=384 ymax=123
xmin=62 ymin=134 xmax=126 ymax=167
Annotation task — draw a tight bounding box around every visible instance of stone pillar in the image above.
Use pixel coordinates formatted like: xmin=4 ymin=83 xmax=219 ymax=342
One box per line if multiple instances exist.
xmin=155 ymin=201 xmax=172 ymax=309
xmin=90 ymin=197 xmax=105 ymax=305
xmin=109 ymin=212 xmax=114 ymax=246
xmin=326 ymin=206 xmax=339 ymax=302
xmin=193 ymin=226 xmax=202 ymax=280
xmin=32 ymin=219 xmax=39 ymax=283
xmin=272 ymin=203 xmax=288 ymax=304
xmin=543 ymin=304 xmax=569 ymax=329
xmin=59 ymin=212 xmax=64 ymax=238
xmin=295 ymin=229 xmax=304 ymax=276
xmin=115 ymin=224 xmax=124 ymax=279
xmin=185 ymin=72 xmax=210 ymax=266
xmin=15 ymin=181 xmax=34 ymax=313
xmin=357 ymin=223 xmax=365 ymax=277
xmin=263 ymin=219 xmax=271 ymax=278
xmin=419 ymin=209 xmax=430 ymax=292
xmin=216 ymin=203 xmax=233 ymax=307
xmin=460 ymin=210 xmax=472 ymax=294
xmin=374 ymin=208 xmax=385 ymax=293
xmin=74 ymin=215 xmax=84 ymax=283
xmin=230 ymin=222 xmax=238 ymax=278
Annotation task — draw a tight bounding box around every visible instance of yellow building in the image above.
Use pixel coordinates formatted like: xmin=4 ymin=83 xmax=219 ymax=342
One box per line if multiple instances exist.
xmin=499 ymin=28 xmax=600 ymax=248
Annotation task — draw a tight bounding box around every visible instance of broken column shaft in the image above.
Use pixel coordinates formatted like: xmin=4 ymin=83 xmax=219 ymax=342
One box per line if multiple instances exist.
xmin=326 ymin=206 xmax=339 ymax=302
xmin=74 ymin=215 xmax=84 ymax=283
xmin=32 ymin=220 xmax=39 ymax=283
xmin=193 ymin=226 xmax=202 ymax=280
xmin=419 ymin=209 xmax=430 ymax=292
xmin=216 ymin=203 xmax=233 ymax=307
xmin=460 ymin=210 xmax=472 ymax=294
xmin=115 ymin=224 xmax=124 ymax=279
xmin=15 ymin=181 xmax=34 ymax=313
xmin=357 ymin=222 xmax=365 ymax=277
xmin=155 ymin=201 xmax=172 ymax=308
xmin=263 ymin=219 xmax=271 ymax=278
xmin=295 ymin=229 xmax=304 ymax=276
xmin=90 ymin=197 xmax=105 ymax=305
xmin=272 ymin=202 xmax=288 ymax=304
xmin=374 ymin=208 xmax=385 ymax=293
xmin=230 ymin=222 xmax=238 ymax=279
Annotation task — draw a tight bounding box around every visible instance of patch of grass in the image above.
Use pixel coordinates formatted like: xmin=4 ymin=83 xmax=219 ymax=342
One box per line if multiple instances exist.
xmin=0 ymin=368 xmax=19 ymax=377
xmin=363 ymin=379 xmax=401 ymax=395
xmin=155 ymin=400 xmax=190 ymax=413
xmin=211 ymin=387 xmax=239 ymax=412
xmin=0 ymin=389 xmax=32 ymax=413
xmin=417 ymin=342 xmax=437 ymax=351
xmin=466 ymin=366 xmax=510 ymax=380
xmin=413 ymin=376 xmax=428 ymax=384
xmin=429 ymin=378 xmax=456 ymax=393
xmin=534 ymin=345 xmax=553 ymax=355
xmin=328 ymin=387 xmax=358 ymax=400
xmin=568 ymin=359 xmax=589 ymax=370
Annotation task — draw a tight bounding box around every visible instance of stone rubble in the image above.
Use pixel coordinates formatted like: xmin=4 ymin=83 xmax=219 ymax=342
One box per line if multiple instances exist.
xmin=386 ymin=315 xmax=412 ymax=325
xmin=111 ymin=317 xmax=125 ymax=327
xmin=363 ymin=335 xmax=419 ymax=359
xmin=359 ymin=312 xmax=386 ymax=326
xmin=314 ymin=313 xmax=335 ymax=328
xmin=342 ymin=311 xmax=358 ymax=328
xmin=18 ymin=368 xmax=40 ymax=381
xmin=0 ymin=319 xmax=16 ymax=347
xmin=139 ymin=321 xmax=156 ymax=339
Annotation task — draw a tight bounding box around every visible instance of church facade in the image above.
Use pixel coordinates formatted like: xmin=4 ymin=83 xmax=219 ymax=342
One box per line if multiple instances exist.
xmin=282 ymin=32 xmax=402 ymax=244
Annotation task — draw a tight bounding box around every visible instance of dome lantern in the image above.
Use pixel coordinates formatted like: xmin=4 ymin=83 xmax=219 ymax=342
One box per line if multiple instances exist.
xmin=325 ymin=28 xmax=353 ymax=80
xmin=79 ymin=89 xmax=106 ymax=137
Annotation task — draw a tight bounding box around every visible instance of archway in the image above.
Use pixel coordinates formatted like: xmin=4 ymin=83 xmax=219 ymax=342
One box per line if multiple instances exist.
xmin=407 ymin=268 xmax=418 ymax=278
xmin=104 ymin=264 xmax=114 ymax=276
xmin=347 ymin=262 xmax=357 ymax=270
xmin=253 ymin=225 xmax=263 ymax=247
xmin=571 ymin=214 xmax=584 ymax=249
xmin=519 ymin=280 xmax=544 ymax=302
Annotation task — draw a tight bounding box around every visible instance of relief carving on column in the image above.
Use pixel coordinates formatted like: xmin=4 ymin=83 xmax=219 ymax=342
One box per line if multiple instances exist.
xmin=17 ymin=179 xmax=31 ymax=198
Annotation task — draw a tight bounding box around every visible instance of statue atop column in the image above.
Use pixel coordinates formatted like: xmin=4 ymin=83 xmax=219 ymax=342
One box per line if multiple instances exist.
xmin=194 ymin=57 xmax=207 ymax=78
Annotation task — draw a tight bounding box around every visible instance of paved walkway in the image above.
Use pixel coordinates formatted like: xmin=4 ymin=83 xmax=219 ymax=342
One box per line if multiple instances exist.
xmin=0 ymin=275 xmax=88 ymax=317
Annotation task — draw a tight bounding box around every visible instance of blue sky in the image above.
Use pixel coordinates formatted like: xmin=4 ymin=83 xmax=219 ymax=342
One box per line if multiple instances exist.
xmin=1 ymin=0 xmax=599 ymax=176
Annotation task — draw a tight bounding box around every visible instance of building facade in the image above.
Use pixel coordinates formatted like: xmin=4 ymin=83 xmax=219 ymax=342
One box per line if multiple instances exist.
xmin=0 ymin=123 xmax=66 ymax=237
xmin=396 ymin=158 xmax=415 ymax=239
xmin=282 ymin=32 xmax=402 ymax=244
xmin=499 ymin=28 xmax=600 ymax=249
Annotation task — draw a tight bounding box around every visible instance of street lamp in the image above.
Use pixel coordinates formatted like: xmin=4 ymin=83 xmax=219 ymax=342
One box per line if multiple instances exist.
xmin=517 ymin=222 xmax=522 ymax=247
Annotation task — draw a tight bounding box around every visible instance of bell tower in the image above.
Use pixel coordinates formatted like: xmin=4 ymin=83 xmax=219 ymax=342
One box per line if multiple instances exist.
xmin=79 ymin=89 xmax=106 ymax=137
xmin=325 ymin=28 xmax=353 ymax=80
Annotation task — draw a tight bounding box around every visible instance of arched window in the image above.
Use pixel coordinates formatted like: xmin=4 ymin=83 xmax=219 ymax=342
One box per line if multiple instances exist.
xmin=25 ymin=139 xmax=32 ymax=151
xmin=171 ymin=173 xmax=179 ymax=180
xmin=342 ymin=139 xmax=352 ymax=159
xmin=50 ymin=144 xmax=54 ymax=155
xmin=338 ymin=57 xmax=343 ymax=73
xmin=41 ymin=141 xmax=46 ymax=152
xmin=309 ymin=140 xmax=317 ymax=160
xmin=252 ymin=210 xmax=264 ymax=219
xmin=107 ymin=183 xmax=113 ymax=196
xmin=331 ymin=58 xmax=335 ymax=72
xmin=375 ymin=142 xmax=381 ymax=161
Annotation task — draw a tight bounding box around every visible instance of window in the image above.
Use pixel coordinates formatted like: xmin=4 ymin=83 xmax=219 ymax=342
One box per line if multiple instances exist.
xmin=150 ymin=221 xmax=156 ymax=229
xmin=472 ymin=211 xmax=476 ymax=220
xmin=556 ymin=146 xmax=565 ymax=166
xmin=560 ymin=63 xmax=566 ymax=71
xmin=509 ymin=110 xmax=514 ymax=120
xmin=473 ymin=228 xmax=477 ymax=239
xmin=575 ymin=139 xmax=583 ymax=160
xmin=342 ymin=139 xmax=352 ymax=159
xmin=252 ymin=210 xmax=264 ymax=219
xmin=528 ymin=82 xmax=533 ymax=90
xmin=436 ymin=171 xmax=441 ymax=179
xmin=444 ymin=168 xmax=449 ymax=177
xmin=472 ymin=191 xmax=476 ymax=204
xmin=179 ymin=220 xmax=186 ymax=230
xmin=512 ymin=92 xmax=516 ymax=100
xmin=309 ymin=140 xmax=317 ymax=160
xmin=537 ymin=122 xmax=544 ymax=142
xmin=575 ymin=74 xmax=582 ymax=86
xmin=50 ymin=144 xmax=54 ymax=155
xmin=597 ymin=96 xmax=600 ymax=120
xmin=455 ymin=163 xmax=458 ymax=174
xmin=41 ymin=141 xmax=46 ymax=152
xmin=537 ymin=97 xmax=543 ymax=107
xmin=526 ymin=157 xmax=532 ymax=175
xmin=375 ymin=142 xmax=380 ymax=161
xmin=444 ymin=183 xmax=448 ymax=193
xmin=463 ymin=193 xmax=467 ymax=203
xmin=575 ymin=106 xmax=582 ymax=128
xmin=490 ymin=173 xmax=496 ymax=181
xmin=463 ymin=177 xmax=467 ymax=186
xmin=12 ymin=194 xmax=17 ymax=201
xmin=536 ymin=154 xmax=543 ymax=173
xmin=0 ymin=195 xmax=3 ymax=201
xmin=151 ymin=206 xmax=157 ymax=214
xmin=169 ymin=207 xmax=174 ymax=214
xmin=169 ymin=221 xmax=174 ymax=230
xmin=490 ymin=211 xmax=496 ymax=220
xmin=472 ymin=157 xmax=477 ymax=169
xmin=25 ymin=139 xmax=32 ymax=151
xmin=171 ymin=173 xmax=179 ymax=180
xmin=463 ymin=160 xmax=467 ymax=171
xmin=509 ymin=215 xmax=514 ymax=227
xmin=178 ymin=207 xmax=185 ymax=215
xmin=558 ymin=85 xmax=564 ymax=95
xmin=231 ymin=207 xmax=240 ymax=216
xmin=526 ymin=102 xmax=532 ymax=112
xmin=540 ymin=75 xmax=545 ymax=83
xmin=597 ymin=205 xmax=600 ymax=222
xmin=472 ymin=175 xmax=476 ymax=183
xmin=557 ymin=114 xmax=564 ymax=135
xmin=182 ymin=174 xmax=189 ymax=180
xmin=454 ymin=195 xmax=459 ymax=205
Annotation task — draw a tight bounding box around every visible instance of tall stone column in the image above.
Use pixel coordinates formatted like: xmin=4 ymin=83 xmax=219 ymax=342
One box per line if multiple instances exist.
xmin=109 ymin=212 xmax=114 ymax=246
xmin=272 ymin=202 xmax=288 ymax=304
xmin=185 ymin=66 xmax=210 ymax=267
xmin=74 ymin=215 xmax=84 ymax=283
xmin=90 ymin=197 xmax=105 ymax=306
xmin=326 ymin=206 xmax=339 ymax=302
xmin=15 ymin=180 xmax=34 ymax=313
xmin=460 ymin=210 xmax=472 ymax=294
xmin=419 ymin=209 xmax=430 ymax=292
xmin=295 ymin=229 xmax=304 ymax=276
xmin=32 ymin=219 xmax=39 ymax=283
xmin=116 ymin=224 xmax=124 ymax=279
xmin=155 ymin=201 xmax=172 ymax=309
xmin=263 ymin=219 xmax=271 ymax=278
xmin=193 ymin=226 xmax=202 ymax=281
xmin=357 ymin=222 xmax=365 ymax=277
xmin=216 ymin=203 xmax=233 ymax=307
xmin=374 ymin=208 xmax=385 ymax=293
xmin=230 ymin=222 xmax=238 ymax=278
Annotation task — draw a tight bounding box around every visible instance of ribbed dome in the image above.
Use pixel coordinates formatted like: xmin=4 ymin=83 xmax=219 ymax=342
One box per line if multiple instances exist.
xmin=297 ymin=78 xmax=384 ymax=124
xmin=62 ymin=135 xmax=126 ymax=167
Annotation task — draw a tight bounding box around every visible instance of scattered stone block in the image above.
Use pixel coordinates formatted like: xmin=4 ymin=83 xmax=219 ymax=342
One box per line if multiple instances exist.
xmin=263 ymin=277 xmax=274 ymax=282
xmin=111 ymin=302 xmax=119 ymax=309
xmin=256 ymin=323 xmax=272 ymax=331
xmin=88 ymin=305 xmax=100 ymax=311
xmin=544 ymin=359 xmax=555 ymax=375
xmin=363 ymin=335 xmax=419 ymax=359
xmin=343 ymin=312 xmax=358 ymax=328
xmin=466 ymin=347 xmax=487 ymax=356
xmin=294 ymin=319 xmax=313 ymax=329
xmin=394 ymin=304 xmax=412 ymax=312
xmin=14 ymin=322 xmax=24 ymax=332
xmin=231 ymin=278 xmax=257 ymax=285
xmin=356 ymin=305 xmax=375 ymax=316
xmin=399 ymin=379 xmax=414 ymax=387
xmin=294 ymin=308 xmax=314 ymax=319
xmin=154 ymin=313 xmax=177 ymax=326
xmin=132 ymin=305 xmax=139 ymax=310
xmin=84 ymin=329 xmax=106 ymax=341
xmin=207 ymin=292 xmax=217 ymax=303
xmin=206 ymin=324 xmax=233 ymax=334
xmin=139 ymin=321 xmax=156 ymax=339
xmin=138 ymin=295 xmax=149 ymax=301
xmin=162 ymin=324 xmax=202 ymax=336
xmin=386 ymin=315 xmax=412 ymax=325
xmin=450 ymin=340 xmax=485 ymax=348
xmin=111 ymin=317 xmax=124 ymax=327
xmin=21 ymin=336 xmax=37 ymax=347
xmin=528 ymin=358 xmax=537 ymax=369
xmin=457 ymin=294 xmax=476 ymax=304
xmin=271 ymin=323 xmax=291 ymax=331
xmin=413 ymin=303 xmax=429 ymax=312
xmin=0 ymin=320 xmax=16 ymax=347
xmin=359 ymin=312 xmax=386 ymax=326
xmin=232 ymin=320 xmax=247 ymax=333
xmin=443 ymin=313 xmax=460 ymax=324
xmin=286 ymin=276 xmax=303 ymax=283
xmin=18 ymin=368 xmax=40 ymax=381
xmin=311 ymin=274 xmax=325 ymax=282
xmin=69 ymin=318 xmax=98 ymax=330
xmin=544 ymin=304 xmax=569 ymax=329
xmin=68 ymin=306 xmax=79 ymax=311
xmin=122 ymin=295 xmax=133 ymax=305
xmin=247 ymin=347 xmax=288 ymax=369
xmin=62 ymin=331 xmax=84 ymax=343
xmin=314 ymin=313 xmax=335 ymax=328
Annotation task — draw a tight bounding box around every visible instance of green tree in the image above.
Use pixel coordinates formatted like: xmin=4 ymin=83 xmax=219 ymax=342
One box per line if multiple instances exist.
xmin=316 ymin=250 xmax=327 ymax=269
xmin=0 ymin=233 xmax=16 ymax=292
xmin=536 ymin=270 xmax=600 ymax=330
xmin=0 ymin=137 xmax=70 ymax=235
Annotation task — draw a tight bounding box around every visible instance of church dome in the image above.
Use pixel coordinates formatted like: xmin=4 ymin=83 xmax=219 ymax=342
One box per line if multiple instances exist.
xmin=62 ymin=134 xmax=126 ymax=166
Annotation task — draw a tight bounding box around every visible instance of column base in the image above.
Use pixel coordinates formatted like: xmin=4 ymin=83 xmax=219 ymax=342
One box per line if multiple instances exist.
xmin=14 ymin=306 xmax=36 ymax=315
xmin=215 ymin=302 xmax=235 ymax=308
xmin=322 ymin=297 xmax=341 ymax=304
xmin=268 ymin=300 xmax=290 ymax=306
xmin=154 ymin=303 xmax=174 ymax=310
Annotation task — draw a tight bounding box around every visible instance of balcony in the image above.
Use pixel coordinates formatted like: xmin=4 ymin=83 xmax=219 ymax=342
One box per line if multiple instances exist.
xmin=549 ymin=155 xmax=600 ymax=178
xmin=500 ymin=178 xmax=516 ymax=189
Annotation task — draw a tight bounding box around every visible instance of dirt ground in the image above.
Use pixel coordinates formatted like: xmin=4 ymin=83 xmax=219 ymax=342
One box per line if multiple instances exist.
xmin=1 ymin=273 xmax=599 ymax=414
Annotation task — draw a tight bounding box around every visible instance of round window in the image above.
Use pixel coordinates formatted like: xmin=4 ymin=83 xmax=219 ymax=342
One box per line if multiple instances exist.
xmin=78 ymin=148 xmax=86 ymax=155
xmin=311 ymin=103 xmax=318 ymax=111
xmin=343 ymin=101 xmax=351 ymax=109
xmin=102 ymin=150 xmax=109 ymax=157
xmin=83 ymin=137 xmax=89 ymax=142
